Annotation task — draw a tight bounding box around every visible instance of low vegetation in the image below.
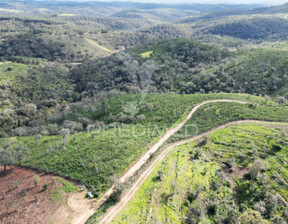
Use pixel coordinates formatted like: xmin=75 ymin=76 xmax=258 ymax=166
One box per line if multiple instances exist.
xmin=1 ymin=2 xmax=288 ymax=223
xmin=112 ymin=123 xmax=288 ymax=223
xmin=170 ymin=101 xmax=288 ymax=142
xmin=1 ymin=94 xmax=268 ymax=195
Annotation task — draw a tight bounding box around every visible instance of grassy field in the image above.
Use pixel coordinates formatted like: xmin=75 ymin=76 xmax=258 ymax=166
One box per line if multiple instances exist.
xmin=113 ymin=122 xmax=288 ymax=223
xmin=0 ymin=62 xmax=28 ymax=112
xmin=170 ymin=102 xmax=288 ymax=142
xmin=85 ymin=39 xmax=113 ymax=54
xmin=2 ymin=93 xmax=287 ymax=197
xmin=0 ymin=61 xmax=27 ymax=84
xmin=140 ymin=51 xmax=153 ymax=58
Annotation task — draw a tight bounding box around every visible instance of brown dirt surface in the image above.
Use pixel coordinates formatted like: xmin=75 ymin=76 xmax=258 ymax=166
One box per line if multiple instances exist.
xmin=0 ymin=166 xmax=84 ymax=224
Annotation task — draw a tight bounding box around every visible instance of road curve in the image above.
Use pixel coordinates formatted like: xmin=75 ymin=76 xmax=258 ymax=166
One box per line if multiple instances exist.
xmin=72 ymin=100 xmax=262 ymax=224
xmin=99 ymin=119 xmax=288 ymax=223
xmin=92 ymin=100 xmax=251 ymax=223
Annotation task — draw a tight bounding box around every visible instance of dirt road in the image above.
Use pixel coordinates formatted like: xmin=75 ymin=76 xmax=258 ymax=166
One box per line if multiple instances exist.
xmin=71 ymin=100 xmax=255 ymax=224
xmin=83 ymin=99 xmax=247 ymax=223
xmin=99 ymin=119 xmax=288 ymax=223
xmin=118 ymin=100 xmax=248 ymax=183
xmin=68 ymin=100 xmax=249 ymax=224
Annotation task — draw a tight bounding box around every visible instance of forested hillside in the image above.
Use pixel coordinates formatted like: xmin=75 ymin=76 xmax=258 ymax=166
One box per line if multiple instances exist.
xmin=208 ymin=17 xmax=288 ymax=40
xmin=2 ymin=94 xmax=288 ymax=197
xmin=0 ymin=1 xmax=288 ymax=223
xmin=1 ymin=37 xmax=288 ymax=137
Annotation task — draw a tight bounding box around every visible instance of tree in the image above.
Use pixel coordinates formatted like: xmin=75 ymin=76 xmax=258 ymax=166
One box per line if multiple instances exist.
xmin=238 ymin=209 xmax=269 ymax=224
xmin=34 ymin=194 xmax=39 ymax=203
xmin=25 ymin=103 xmax=37 ymax=114
xmin=34 ymin=134 xmax=42 ymax=143
xmin=136 ymin=114 xmax=145 ymax=123
xmin=229 ymin=157 xmax=236 ymax=169
xmin=253 ymin=201 xmax=266 ymax=215
xmin=0 ymin=144 xmax=14 ymax=171
xmin=60 ymin=128 xmax=70 ymax=146
xmin=276 ymin=97 xmax=287 ymax=105
xmin=33 ymin=175 xmax=40 ymax=187
xmin=13 ymin=143 xmax=28 ymax=165
xmin=264 ymin=95 xmax=271 ymax=103
xmin=264 ymin=192 xmax=278 ymax=217
xmin=156 ymin=171 xmax=164 ymax=181
xmin=271 ymin=215 xmax=286 ymax=224
xmin=247 ymin=159 xmax=267 ymax=180
xmin=280 ymin=130 xmax=287 ymax=140
xmin=2 ymin=191 xmax=6 ymax=200
xmin=108 ymin=175 xmax=124 ymax=203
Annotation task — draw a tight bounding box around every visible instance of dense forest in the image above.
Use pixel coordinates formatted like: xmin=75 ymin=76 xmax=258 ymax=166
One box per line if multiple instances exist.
xmin=1 ymin=37 xmax=288 ymax=137
xmin=208 ymin=17 xmax=288 ymax=40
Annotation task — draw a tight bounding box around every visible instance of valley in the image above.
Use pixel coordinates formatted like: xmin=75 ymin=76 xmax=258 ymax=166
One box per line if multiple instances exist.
xmin=0 ymin=1 xmax=288 ymax=223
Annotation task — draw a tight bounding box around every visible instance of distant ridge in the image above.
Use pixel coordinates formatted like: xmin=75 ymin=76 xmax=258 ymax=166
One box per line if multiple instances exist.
xmin=1 ymin=0 xmax=264 ymax=12
xmin=251 ymin=2 xmax=288 ymax=13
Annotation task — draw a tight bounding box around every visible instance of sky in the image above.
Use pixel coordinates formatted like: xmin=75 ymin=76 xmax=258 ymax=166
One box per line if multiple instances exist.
xmin=163 ymin=0 xmax=286 ymax=5
xmin=166 ymin=0 xmax=287 ymax=4
xmin=70 ymin=0 xmax=287 ymax=6
xmin=52 ymin=0 xmax=288 ymax=7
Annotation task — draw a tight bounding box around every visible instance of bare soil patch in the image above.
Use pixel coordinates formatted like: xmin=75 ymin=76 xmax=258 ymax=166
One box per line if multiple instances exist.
xmin=0 ymin=166 xmax=80 ymax=224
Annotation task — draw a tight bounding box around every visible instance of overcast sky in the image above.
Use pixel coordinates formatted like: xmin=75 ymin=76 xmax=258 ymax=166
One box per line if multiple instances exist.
xmin=78 ymin=0 xmax=286 ymax=6
xmin=165 ymin=0 xmax=286 ymax=5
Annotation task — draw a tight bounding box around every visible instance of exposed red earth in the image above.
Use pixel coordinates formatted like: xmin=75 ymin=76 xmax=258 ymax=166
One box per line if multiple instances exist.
xmin=0 ymin=166 xmax=85 ymax=224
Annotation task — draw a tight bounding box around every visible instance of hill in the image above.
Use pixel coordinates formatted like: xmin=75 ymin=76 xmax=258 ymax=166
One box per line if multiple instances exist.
xmin=112 ymin=122 xmax=288 ymax=223
xmin=179 ymin=47 xmax=288 ymax=96
xmin=70 ymin=38 xmax=229 ymax=95
xmin=2 ymin=94 xmax=273 ymax=194
xmin=207 ymin=17 xmax=288 ymax=40
xmin=0 ymin=2 xmax=288 ymax=224
xmin=2 ymin=38 xmax=288 ymax=138
xmin=251 ymin=3 xmax=288 ymax=14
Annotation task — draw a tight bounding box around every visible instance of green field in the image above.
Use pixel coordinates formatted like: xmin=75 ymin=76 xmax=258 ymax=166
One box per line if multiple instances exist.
xmin=3 ymin=93 xmax=288 ymax=197
xmin=113 ymin=123 xmax=288 ymax=223
xmin=140 ymin=51 xmax=153 ymax=58
xmin=0 ymin=61 xmax=27 ymax=84
xmin=170 ymin=102 xmax=288 ymax=142
xmin=0 ymin=62 xmax=28 ymax=112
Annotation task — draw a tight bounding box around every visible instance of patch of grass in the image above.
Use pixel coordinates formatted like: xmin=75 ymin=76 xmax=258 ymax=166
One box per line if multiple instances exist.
xmin=51 ymin=178 xmax=78 ymax=203
xmin=85 ymin=39 xmax=112 ymax=53
xmin=59 ymin=14 xmax=79 ymax=17
xmin=57 ymin=179 xmax=78 ymax=193
xmin=0 ymin=8 xmax=21 ymax=13
xmin=112 ymin=143 xmax=234 ymax=223
xmin=140 ymin=50 xmax=153 ymax=58
xmin=0 ymin=61 xmax=27 ymax=84
xmin=51 ymin=189 xmax=62 ymax=203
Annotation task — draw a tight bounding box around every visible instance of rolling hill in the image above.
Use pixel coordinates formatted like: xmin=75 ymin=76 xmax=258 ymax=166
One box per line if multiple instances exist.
xmin=112 ymin=122 xmax=288 ymax=224
xmin=0 ymin=2 xmax=288 ymax=224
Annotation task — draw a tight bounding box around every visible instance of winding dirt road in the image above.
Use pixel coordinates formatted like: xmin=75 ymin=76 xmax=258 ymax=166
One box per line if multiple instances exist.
xmin=87 ymin=100 xmax=249 ymax=223
xmin=71 ymin=99 xmax=255 ymax=224
xmin=100 ymin=119 xmax=288 ymax=223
